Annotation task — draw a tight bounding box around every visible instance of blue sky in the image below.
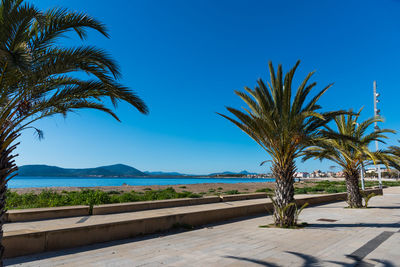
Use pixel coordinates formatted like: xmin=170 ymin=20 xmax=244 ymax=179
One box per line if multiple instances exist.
xmin=18 ymin=0 xmax=400 ymax=174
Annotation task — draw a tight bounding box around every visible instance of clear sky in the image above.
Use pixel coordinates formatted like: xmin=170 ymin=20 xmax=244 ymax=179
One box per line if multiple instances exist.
xmin=17 ymin=0 xmax=400 ymax=174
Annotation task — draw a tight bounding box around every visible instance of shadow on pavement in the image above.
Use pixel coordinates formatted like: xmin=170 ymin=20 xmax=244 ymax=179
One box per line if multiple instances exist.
xmin=367 ymin=206 xmax=400 ymax=209
xmin=224 ymin=256 xmax=280 ymax=267
xmin=4 ymin=213 xmax=268 ymax=265
xmin=368 ymin=258 xmax=397 ymax=267
xmin=4 ymin=227 xmax=187 ymax=265
xmin=225 ymin=251 xmax=397 ymax=267
xmin=307 ymin=222 xmax=400 ymax=229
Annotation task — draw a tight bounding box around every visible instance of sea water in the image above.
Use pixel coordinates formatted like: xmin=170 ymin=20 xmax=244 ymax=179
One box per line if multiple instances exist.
xmin=9 ymin=176 xmax=275 ymax=188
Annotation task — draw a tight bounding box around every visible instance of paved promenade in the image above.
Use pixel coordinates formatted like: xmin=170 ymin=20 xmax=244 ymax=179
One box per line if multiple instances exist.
xmin=6 ymin=187 xmax=400 ymax=267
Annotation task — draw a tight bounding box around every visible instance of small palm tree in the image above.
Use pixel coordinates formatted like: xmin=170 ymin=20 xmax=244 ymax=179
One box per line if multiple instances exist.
xmin=0 ymin=0 xmax=148 ymax=261
xmin=303 ymin=110 xmax=395 ymax=208
xmin=219 ymin=60 xmax=342 ymax=227
xmin=387 ymin=142 xmax=400 ymax=171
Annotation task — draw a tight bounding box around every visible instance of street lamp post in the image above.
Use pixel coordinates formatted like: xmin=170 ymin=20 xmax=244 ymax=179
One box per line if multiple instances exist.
xmin=355 ymin=121 xmax=366 ymax=190
xmin=360 ymin=163 xmax=365 ymax=190
xmin=373 ymin=81 xmax=382 ymax=189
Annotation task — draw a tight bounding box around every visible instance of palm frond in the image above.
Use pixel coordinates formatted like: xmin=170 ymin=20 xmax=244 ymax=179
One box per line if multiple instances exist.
xmin=219 ymin=60 xmax=339 ymax=171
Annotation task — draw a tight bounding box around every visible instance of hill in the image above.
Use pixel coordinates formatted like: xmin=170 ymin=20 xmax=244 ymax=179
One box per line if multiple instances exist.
xmin=18 ymin=164 xmax=147 ymax=177
xmin=208 ymin=170 xmax=258 ymax=176
xmin=144 ymin=171 xmax=189 ymax=176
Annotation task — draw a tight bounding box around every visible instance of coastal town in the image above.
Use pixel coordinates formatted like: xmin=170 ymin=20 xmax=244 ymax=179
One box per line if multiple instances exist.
xmin=243 ymin=168 xmax=400 ymax=179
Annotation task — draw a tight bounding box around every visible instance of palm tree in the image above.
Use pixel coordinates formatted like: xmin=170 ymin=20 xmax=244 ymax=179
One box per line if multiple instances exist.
xmin=387 ymin=142 xmax=400 ymax=171
xmin=0 ymin=0 xmax=148 ymax=262
xmin=303 ymin=110 xmax=394 ymax=208
xmin=218 ymin=60 xmax=341 ymax=227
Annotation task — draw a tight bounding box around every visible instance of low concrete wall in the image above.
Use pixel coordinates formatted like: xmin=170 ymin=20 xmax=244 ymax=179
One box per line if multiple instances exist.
xmin=3 ymin=188 xmax=382 ymax=258
xmin=6 ymin=206 xmax=90 ymax=222
xmin=5 ymin=193 xmax=267 ymax=221
xmin=6 ymin=188 xmax=383 ymax=222
xmin=92 ymin=196 xmax=221 ymax=215
xmin=4 ymin=230 xmax=47 ymax=258
xmin=295 ymin=188 xmax=383 ymax=207
xmin=92 ymin=194 xmax=269 ymax=215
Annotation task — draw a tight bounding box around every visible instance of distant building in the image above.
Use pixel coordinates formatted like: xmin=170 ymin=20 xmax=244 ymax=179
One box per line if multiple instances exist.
xmin=335 ymin=171 xmax=344 ymax=177
xmin=295 ymin=172 xmax=309 ymax=178
xmin=327 ymin=171 xmax=337 ymax=177
xmin=365 ymin=168 xmax=377 ymax=174
xmin=310 ymin=170 xmax=325 ymax=178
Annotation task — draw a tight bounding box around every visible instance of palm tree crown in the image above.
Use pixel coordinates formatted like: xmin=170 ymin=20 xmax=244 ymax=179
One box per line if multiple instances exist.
xmin=303 ymin=110 xmax=395 ymax=207
xmin=219 ymin=60 xmax=340 ymax=169
xmin=0 ymin=0 xmax=148 ymax=261
xmin=386 ymin=142 xmax=400 ymax=171
xmin=219 ymin=60 xmax=342 ymax=226
xmin=0 ymin=0 xmax=149 ymax=179
xmin=303 ymin=110 xmax=394 ymax=174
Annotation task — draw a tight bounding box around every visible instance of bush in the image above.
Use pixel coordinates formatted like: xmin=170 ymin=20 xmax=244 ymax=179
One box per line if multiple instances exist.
xmin=256 ymin=188 xmax=273 ymax=193
xmin=224 ymin=190 xmax=240 ymax=195
xmin=6 ymin=187 xmax=205 ymax=210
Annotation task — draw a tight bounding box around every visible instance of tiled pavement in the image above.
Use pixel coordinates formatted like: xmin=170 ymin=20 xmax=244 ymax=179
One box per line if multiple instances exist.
xmin=6 ymin=187 xmax=400 ymax=267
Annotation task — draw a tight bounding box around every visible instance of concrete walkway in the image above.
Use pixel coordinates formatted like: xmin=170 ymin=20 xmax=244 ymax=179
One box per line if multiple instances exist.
xmin=6 ymin=187 xmax=400 ymax=266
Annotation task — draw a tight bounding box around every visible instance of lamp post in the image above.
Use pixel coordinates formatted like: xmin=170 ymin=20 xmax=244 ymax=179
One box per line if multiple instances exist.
xmin=373 ymin=81 xmax=382 ymax=189
xmin=360 ymin=163 xmax=365 ymax=190
xmin=355 ymin=121 xmax=366 ymax=190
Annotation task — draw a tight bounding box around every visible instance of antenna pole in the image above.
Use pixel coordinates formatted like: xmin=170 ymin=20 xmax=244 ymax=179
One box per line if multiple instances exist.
xmin=373 ymin=81 xmax=382 ymax=189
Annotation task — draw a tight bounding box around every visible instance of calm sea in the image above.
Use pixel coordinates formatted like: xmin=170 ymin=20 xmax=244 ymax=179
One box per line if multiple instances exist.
xmin=8 ymin=176 xmax=275 ymax=188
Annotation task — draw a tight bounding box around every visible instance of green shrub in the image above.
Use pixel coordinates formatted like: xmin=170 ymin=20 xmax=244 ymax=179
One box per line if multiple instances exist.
xmin=362 ymin=192 xmax=376 ymax=208
xmin=224 ymin=190 xmax=240 ymax=195
xmin=106 ymin=190 xmax=121 ymax=195
xmin=6 ymin=187 xmax=205 ymax=210
xmin=294 ymin=188 xmax=308 ymax=194
xmin=256 ymin=188 xmax=273 ymax=193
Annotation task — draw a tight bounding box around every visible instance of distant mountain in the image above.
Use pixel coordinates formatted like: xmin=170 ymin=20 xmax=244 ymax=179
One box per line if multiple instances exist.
xmin=18 ymin=164 xmax=147 ymax=177
xmin=209 ymin=170 xmax=258 ymax=176
xmin=18 ymin=164 xmax=259 ymax=178
xmin=144 ymin=171 xmax=189 ymax=177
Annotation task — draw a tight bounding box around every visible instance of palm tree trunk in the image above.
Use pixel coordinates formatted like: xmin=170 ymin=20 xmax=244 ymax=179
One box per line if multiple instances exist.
xmin=0 ymin=139 xmax=18 ymax=265
xmin=0 ymin=171 xmax=7 ymax=267
xmin=344 ymin=168 xmax=363 ymax=208
xmin=272 ymin=161 xmax=296 ymax=227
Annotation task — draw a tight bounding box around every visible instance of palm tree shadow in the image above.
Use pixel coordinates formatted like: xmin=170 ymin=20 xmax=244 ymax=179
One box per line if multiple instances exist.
xmin=369 ymin=258 xmax=397 ymax=267
xmin=367 ymin=206 xmax=400 ymax=209
xmin=224 ymin=256 xmax=280 ymax=267
xmin=307 ymin=222 xmax=400 ymax=229
xmin=284 ymin=251 xmax=321 ymax=266
xmin=326 ymin=255 xmax=397 ymax=267
xmin=225 ymin=251 xmax=346 ymax=267
xmin=225 ymin=251 xmax=397 ymax=267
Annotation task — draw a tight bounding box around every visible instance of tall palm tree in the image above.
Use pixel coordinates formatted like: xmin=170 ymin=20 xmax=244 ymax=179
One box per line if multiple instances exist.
xmin=0 ymin=0 xmax=148 ymax=262
xmin=387 ymin=142 xmax=400 ymax=171
xmin=218 ymin=60 xmax=342 ymax=227
xmin=303 ymin=110 xmax=394 ymax=208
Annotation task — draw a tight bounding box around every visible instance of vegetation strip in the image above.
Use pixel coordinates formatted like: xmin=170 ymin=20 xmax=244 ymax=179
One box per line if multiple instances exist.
xmin=7 ymin=181 xmax=400 ymax=210
xmin=6 ymin=189 xmax=382 ymax=224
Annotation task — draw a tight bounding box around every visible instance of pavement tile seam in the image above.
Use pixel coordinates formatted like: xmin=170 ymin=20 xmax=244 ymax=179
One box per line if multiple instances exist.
xmin=350 ymin=231 xmax=395 ymax=261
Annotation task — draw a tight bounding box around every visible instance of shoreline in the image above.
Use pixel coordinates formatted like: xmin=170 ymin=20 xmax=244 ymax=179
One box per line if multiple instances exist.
xmin=9 ymin=177 xmax=398 ymax=195
xmin=10 ymin=182 xmax=277 ymax=194
xmin=7 ymin=178 xmax=357 ymax=194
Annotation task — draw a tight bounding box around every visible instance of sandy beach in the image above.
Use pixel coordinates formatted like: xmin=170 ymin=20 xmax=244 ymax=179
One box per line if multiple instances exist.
xmin=10 ymin=180 xmax=326 ymax=195
xmin=10 ymin=177 xmax=395 ymax=195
